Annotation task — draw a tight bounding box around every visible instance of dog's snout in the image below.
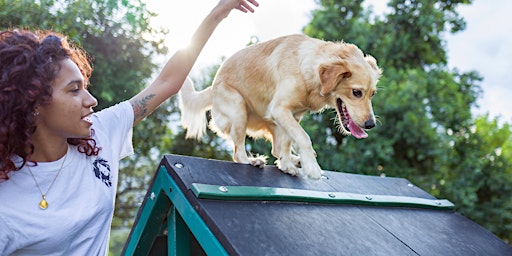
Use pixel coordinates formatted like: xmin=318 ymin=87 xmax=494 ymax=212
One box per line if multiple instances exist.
xmin=364 ymin=119 xmax=376 ymax=129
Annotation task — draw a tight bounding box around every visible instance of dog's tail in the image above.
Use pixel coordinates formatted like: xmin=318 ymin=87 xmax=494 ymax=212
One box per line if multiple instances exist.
xmin=178 ymin=77 xmax=213 ymax=140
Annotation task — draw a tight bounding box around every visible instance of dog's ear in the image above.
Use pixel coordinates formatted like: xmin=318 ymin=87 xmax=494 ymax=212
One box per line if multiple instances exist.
xmin=319 ymin=62 xmax=351 ymax=95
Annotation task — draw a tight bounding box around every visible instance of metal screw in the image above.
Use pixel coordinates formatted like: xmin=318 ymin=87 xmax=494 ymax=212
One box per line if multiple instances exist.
xmin=174 ymin=163 xmax=184 ymax=168
xmin=219 ymin=186 xmax=229 ymax=193
xmin=150 ymin=192 xmax=155 ymax=200
xmin=328 ymin=193 xmax=336 ymax=198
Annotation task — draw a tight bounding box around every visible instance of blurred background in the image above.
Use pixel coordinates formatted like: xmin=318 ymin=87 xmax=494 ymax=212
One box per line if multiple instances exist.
xmin=2 ymin=0 xmax=510 ymax=254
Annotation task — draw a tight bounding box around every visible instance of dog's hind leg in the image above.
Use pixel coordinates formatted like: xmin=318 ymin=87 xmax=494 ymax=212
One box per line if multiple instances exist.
xmin=230 ymin=121 xmax=266 ymax=167
xmin=230 ymin=119 xmax=267 ymax=168
xmin=210 ymin=85 xmax=266 ymax=168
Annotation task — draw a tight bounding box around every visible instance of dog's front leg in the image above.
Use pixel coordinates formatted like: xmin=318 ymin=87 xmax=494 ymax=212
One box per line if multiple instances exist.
xmin=270 ymin=110 xmax=324 ymax=180
xmin=271 ymin=125 xmax=301 ymax=176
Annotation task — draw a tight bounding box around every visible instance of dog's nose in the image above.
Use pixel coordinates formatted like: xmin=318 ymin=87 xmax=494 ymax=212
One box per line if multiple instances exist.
xmin=364 ymin=119 xmax=376 ymax=129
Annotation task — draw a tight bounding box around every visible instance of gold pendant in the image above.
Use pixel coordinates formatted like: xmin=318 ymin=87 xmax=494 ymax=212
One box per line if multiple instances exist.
xmin=39 ymin=195 xmax=48 ymax=210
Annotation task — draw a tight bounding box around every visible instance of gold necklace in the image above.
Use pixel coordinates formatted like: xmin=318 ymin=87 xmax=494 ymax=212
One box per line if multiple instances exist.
xmin=27 ymin=146 xmax=68 ymax=210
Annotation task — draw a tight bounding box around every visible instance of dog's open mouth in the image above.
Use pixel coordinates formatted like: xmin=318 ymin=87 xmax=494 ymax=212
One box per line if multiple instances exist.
xmin=336 ymin=98 xmax=368 ymax=139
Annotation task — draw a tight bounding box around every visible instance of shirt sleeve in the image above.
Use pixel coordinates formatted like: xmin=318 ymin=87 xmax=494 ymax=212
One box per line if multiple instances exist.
xmin=92 ymin=101 xmax=134 ymax=160
xmin=0 ymin=216 xmax=16 ymax=255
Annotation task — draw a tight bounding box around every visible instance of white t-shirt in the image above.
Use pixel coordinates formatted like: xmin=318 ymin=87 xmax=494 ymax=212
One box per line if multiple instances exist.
xmin=0 ymin=101 xmax=134 ymax=256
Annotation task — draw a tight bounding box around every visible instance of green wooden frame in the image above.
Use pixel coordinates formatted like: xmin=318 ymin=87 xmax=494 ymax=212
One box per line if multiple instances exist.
xmin=122 ymin=165 xmax=228 ymax=256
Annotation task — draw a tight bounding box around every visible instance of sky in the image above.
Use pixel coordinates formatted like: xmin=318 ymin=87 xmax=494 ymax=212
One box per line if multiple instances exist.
xmin=146 ymin=0 xmax=512 ymax=123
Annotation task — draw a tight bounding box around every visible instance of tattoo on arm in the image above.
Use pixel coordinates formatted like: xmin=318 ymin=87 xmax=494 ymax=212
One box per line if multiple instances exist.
xmin=131 ymin=93 xmax=156 ymax=121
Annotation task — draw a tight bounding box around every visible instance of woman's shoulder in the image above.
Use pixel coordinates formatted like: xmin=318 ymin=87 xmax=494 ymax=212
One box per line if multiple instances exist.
xmin=92 ymin=101 xmax=134 ymax=131
xmin=91 ymin=100 xmax=134 ymax=159
xmin=93 ymin=101 xmax=133 ymax=120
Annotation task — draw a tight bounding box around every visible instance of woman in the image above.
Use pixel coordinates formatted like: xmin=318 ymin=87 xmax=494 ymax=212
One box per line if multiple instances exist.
xmin=0 ymin=0 xmax=259 ymax=254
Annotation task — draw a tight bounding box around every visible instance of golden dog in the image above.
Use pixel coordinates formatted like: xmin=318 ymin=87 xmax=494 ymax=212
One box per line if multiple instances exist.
xmin=179 ymin=34 xmax=381 ymax=179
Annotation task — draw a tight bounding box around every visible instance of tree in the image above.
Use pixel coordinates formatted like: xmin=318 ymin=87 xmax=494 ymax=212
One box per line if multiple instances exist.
xmin=437 ymin=116 xmax=512 ymax=242
xmin=1 ymin=0 xmax=172 ymax=251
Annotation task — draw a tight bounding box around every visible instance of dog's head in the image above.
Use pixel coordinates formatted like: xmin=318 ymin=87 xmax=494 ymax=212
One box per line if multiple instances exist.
xmin=318 ymin=44 xmax=381 ymax=139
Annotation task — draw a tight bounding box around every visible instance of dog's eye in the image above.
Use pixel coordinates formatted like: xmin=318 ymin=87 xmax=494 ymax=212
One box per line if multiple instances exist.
xmin=352 ymin=89 xmax=363 ymax=98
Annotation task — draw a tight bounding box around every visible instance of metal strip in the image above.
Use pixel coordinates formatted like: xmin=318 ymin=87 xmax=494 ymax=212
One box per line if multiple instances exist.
xmin=191 ymin=183 xmax=455 ymax=210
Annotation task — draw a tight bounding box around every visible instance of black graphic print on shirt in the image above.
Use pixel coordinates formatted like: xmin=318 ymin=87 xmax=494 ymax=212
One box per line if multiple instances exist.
xmin=93 ymin=157 xmax=112 ymax=187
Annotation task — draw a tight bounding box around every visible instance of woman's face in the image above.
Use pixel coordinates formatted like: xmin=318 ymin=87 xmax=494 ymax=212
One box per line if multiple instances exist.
xmin=35 ymin=58 xmax=98 ymax=139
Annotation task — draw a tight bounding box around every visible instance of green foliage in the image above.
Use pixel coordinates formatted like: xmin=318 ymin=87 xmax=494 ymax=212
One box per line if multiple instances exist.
xmin=304 ymin=0 xmax=376 ymax=54
xmin=437 ymin=117 xmax=512 ymax=242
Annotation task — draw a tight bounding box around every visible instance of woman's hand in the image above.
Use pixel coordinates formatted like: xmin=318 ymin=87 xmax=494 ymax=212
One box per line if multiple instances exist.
xmin=232 ymin=0 xmax=259 ymax=13
xmin=213 ymin=0 xmax=260 ymax=20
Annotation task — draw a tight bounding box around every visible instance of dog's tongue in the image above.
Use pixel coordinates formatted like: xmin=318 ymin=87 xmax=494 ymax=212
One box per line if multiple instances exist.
xmin=349 ymin=120 xmax=368 ymax=139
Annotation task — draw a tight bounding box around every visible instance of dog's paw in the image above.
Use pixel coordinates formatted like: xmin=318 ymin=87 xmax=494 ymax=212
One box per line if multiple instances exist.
xmin=276 ymin=157 xmax=301 ymax=176
xmin=301 ymin=163 xmax=324 ymax=180
xmin=248 ymin=154 xmax=267 ymax=168
xmin=279 ymin=166 xmax=300 ymax=176
xmin=291 ymin=155 xmax=301 ymax=168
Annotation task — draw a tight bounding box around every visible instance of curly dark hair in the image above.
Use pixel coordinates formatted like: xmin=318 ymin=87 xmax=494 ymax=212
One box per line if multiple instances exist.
xmin=0 ymin=29 xmax=101 ymax=179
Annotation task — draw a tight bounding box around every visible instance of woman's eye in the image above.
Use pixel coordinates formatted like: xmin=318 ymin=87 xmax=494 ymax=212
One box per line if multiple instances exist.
xmin=352 ymin=89 xmax=363 ymax=98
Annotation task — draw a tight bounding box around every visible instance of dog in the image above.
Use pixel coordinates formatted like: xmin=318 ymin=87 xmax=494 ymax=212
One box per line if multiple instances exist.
xmin=179 ymin=34 xmax=381 ymax=179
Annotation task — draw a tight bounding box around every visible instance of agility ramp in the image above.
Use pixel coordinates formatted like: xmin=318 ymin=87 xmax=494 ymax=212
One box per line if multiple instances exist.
xmin=122 ymin=154 xmax=512 ymax=255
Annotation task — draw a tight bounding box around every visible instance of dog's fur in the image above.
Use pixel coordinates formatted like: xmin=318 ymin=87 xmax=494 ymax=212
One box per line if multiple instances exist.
xmin=179 ymin=34 xmax=381 ymax=179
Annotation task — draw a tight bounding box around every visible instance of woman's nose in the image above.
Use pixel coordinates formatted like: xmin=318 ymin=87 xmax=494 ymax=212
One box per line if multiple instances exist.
xmin=85 ymin=90 xmax=98 ymax=108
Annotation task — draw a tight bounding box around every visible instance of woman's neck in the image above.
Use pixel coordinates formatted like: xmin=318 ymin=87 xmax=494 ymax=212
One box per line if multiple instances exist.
xmin=29 ymin=135 xmax=69 ymax=162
